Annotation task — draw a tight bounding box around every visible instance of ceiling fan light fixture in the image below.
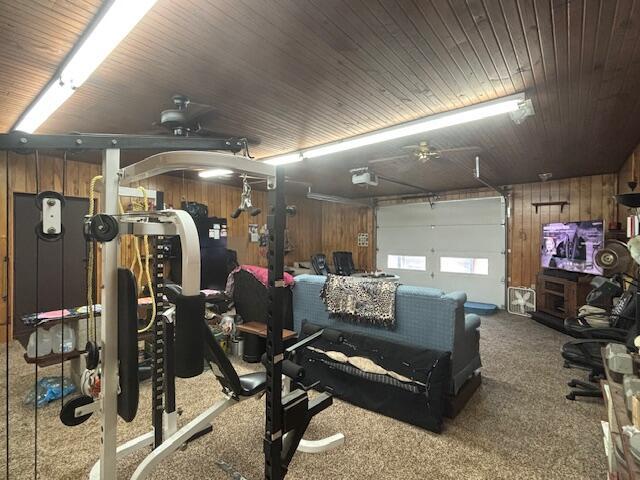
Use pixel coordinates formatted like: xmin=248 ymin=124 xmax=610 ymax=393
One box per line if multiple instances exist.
xmin=198 ymin=168 xmax=234 ymax=178
xmin=538 ymin=172 xmax=553 ymax=182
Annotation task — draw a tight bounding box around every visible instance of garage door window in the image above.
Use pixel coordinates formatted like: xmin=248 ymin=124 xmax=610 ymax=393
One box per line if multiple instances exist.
xmin=440 ymin=257 xmax=489 ymax=275
xmin=387 ymin=255 xmax=426 ymax=271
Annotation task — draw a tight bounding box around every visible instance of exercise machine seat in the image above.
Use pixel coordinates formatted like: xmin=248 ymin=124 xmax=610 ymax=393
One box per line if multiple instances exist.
xmin=238 ymin=372 xmax=267 ymax=397
xmin=311 ymin=254 xmax=330 ymax=276
xmin=332 ymin=251 xmax=355 ymax=276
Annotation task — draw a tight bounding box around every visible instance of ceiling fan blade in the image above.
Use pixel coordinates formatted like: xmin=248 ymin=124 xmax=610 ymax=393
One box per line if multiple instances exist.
xmin=188 ymin=108 xmax=218 ymax=126
xmin=436 ymin=146 xmax=482 ymax=154
xmin=369 ymin=154 xmax=409 ymax=164
xmin=401 ymin=144 xmax=421 ymax=150
xmin=188 ymin=99 xmax=213 ymax=109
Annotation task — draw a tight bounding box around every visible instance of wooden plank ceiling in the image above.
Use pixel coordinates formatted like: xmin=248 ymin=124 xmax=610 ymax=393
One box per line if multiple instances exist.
xmin=1 ymin=0 xmax=640 ymax=197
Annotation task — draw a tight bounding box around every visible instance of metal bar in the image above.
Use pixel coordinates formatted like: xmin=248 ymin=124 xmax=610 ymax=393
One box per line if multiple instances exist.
xmin=168 ymin=210 xmax=200 ymax=296
xmin=376 ymin=174 xmax=431 ymax=194
xmin=93 ymin=185 xmax=158 ymax=201
xmin=264 ymin=167 xmax=286 ymax=480
xmin=118 ymin=222 xmax=178 ymax=236
xmin=0 ymin=132 xmax=245 ymax=152
xmin=120 ymin=150 xmax=275 ymax=185
xmin=474 ymin=156 xmax=506 ymax=198
xmin=152 ymin=286 xmax=165 ymax=448
xmin=99 ymin=148 xmax=120 ymax=480
xmin=158 ymin=237 xmax=175 ymax=417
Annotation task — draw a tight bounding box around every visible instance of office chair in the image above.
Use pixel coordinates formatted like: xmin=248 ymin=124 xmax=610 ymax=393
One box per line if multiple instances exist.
xmin=562 ymin=283 xmax=637 ymax=400
xmin=333 ymin=251 xmax=355 ymax=276
xmin=311 ymin=254 xmax=330 ymax=276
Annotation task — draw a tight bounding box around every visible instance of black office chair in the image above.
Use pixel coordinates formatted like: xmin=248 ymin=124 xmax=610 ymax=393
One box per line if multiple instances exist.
xmin=333 ymin=251 xmax=355 ymax=276
xmin=311 ymin=254 xmax=330 ymax=276
xmin=562 ymin=284 xmax=637 ymax=400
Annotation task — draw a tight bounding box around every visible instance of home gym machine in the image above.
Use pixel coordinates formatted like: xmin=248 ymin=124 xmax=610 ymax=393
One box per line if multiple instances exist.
xmin=0 ymin=132 xmax=340 ymax=480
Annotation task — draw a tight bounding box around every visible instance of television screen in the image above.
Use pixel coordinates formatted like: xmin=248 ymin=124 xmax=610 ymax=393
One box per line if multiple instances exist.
xmin=541 ymin=221 xmax=604 ymax=275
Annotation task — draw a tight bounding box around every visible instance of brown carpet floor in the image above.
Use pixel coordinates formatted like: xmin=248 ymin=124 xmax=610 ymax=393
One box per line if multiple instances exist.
xmin=0 ymin=311 xmax=606 ymax=479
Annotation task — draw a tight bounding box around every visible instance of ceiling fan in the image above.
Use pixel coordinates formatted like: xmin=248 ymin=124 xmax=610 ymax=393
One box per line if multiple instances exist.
xmin=145 ymin=94 xmax=261 ymax=145
xmin=369 ymin=141 xmax=481 ymax=165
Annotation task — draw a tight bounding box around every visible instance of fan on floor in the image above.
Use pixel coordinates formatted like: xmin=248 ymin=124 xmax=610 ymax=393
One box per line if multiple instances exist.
xmin=368 ymin=141 xmax=481 ymax=165
xmin=507 ymin=287 xmax=536 ymax=317
xmin=144 ymin=94 xmax=261 ymax=145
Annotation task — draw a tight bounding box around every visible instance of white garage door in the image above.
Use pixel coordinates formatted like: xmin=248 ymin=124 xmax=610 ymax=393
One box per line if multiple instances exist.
xmin=376 ymin=197 xmax=506 ymax=307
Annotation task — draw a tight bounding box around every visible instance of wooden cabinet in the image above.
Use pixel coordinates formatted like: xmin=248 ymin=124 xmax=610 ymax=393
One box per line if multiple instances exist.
xmin=536 ymin=272 xmax=592 ymax=323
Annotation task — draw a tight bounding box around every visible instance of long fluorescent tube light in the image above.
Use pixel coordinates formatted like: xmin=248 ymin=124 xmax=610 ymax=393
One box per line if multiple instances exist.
xmin=263 ymin=153 xmax=303 ymax=166
xmin=14 ymin=82 xmax=76 ymax=134
xmin=261 ymin=93 xmax=528 ymax=164
xmin=14 ymin=0 xmax=157 ymax=133
xmin=306 ymin=191 xmax=370 ymax=206
xmin=198 ymin=168 xmax=234 ymax=178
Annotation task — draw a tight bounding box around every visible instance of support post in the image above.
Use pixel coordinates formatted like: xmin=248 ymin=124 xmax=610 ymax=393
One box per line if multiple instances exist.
xmin=99 ymin=149 xmax=120 ymax=480
xmin=152 ymin=238 xmax=165 ymax=448
xmin=264 ymin=167 xmax=286 ymax=480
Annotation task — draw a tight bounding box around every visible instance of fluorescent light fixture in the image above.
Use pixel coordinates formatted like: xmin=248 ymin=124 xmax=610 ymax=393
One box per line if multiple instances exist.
xmin=306 ymin=190 xmax=370 ymax=206
xmin=14 ymin=82 xmax=75 ymax=134
xmin=14 ymin=0 xmax=157 ymax=133
xmin=260 ymin=93 xmax=529 ymax=164
xmin=263 ymin=153 xmax=303 ymax=166
xmin=198 ymin=168 xmax=234 ymax=178
xmin=304 ymin=94 xmax=525 ymax=158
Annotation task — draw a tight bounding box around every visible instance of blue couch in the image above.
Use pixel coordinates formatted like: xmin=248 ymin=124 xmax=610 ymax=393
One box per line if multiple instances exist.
xmin=292 ymin=274 xmax=481 ymax=394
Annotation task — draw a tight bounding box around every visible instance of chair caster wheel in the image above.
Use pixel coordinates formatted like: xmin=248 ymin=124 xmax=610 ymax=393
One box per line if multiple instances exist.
xmin=568 ymin=380 xmax=577 ymax=388
xmin=566 ymin=393 xmax=576 ymax=401
xmin=563 ymin=362 xmax=571 ymax=369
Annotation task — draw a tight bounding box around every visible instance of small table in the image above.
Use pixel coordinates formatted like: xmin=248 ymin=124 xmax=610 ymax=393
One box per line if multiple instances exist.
xmin=236 ymin=321 xmax=297 ymax=340
xmin=236 ymin=321 xmax=297 ymax=363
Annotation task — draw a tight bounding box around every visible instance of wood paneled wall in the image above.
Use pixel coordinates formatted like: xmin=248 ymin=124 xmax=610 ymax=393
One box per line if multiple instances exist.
xmin=0 ymin=153 xmax=375 ymax=339
xmin=3 ymin=152 xmax=618 ymax=331
xmin=617 ymin=144 xmax=640 ymax=221
xmin=321 ymin=203 xmax=376 ymax=272
xmin=377 ymin=174 xmax=618 ymax=290
xmin=508 ymin=174 xmax=617 ymax=289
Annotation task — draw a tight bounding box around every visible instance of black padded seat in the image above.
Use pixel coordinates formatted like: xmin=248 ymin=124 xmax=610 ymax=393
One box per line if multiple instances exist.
xmin=561 ymin=340 xmax=605 ymax=370
xmin=238 ymin=372 xmax=267 ymax=397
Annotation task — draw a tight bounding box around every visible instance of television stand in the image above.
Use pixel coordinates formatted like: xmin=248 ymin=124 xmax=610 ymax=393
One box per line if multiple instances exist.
xmin=534 ymin=272 xmax=592 ymax=329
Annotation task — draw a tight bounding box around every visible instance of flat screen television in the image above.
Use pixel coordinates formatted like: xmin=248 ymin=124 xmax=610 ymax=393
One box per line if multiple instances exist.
xmin=541 ymin=220 xmax=604 ymax=275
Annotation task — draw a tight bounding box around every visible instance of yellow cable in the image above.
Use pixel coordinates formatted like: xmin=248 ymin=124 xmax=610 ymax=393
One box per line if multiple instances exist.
xmin=88 ymin=178 xmax=157 ymax=334
xmin=87 ymin=175 xmax=103 ymax=341
xmin=122 ymin=198 xmax=144 ymax=290
xmin=137 ymin=186 xmax=157 ymax=333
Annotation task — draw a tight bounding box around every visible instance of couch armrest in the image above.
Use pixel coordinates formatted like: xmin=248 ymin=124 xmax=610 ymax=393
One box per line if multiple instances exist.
xmin=443 ymin=291 xmax=467 ymax=306
xmin=465 ymin=314 xmax=481 ymax=332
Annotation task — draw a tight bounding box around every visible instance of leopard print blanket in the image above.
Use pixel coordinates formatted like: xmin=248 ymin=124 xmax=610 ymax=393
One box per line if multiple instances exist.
xmin=320 ymin=274 xmax=397 ymax=328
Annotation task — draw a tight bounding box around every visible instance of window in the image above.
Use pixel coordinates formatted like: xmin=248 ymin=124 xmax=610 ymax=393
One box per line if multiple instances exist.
xmin=440 ymin=257 xmax=489 ymax=275
xmin=387 ymin=254 xmax=426 ymax=271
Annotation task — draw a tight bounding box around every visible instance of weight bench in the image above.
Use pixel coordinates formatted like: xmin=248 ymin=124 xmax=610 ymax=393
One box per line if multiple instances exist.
xmin=122 ymin=293 xmax=342 ymax=479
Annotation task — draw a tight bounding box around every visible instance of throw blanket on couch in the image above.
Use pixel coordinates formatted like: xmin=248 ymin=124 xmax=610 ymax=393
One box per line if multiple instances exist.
xmin=320 ymin=274 xmax=397 ymax=327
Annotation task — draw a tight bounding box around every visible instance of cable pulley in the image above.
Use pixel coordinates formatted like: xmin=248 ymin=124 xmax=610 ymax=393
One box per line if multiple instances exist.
xmin=35 ymin=190 xmax=66 ymax=241
xmin=84 ymin=213 xmax=119 ymax=242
